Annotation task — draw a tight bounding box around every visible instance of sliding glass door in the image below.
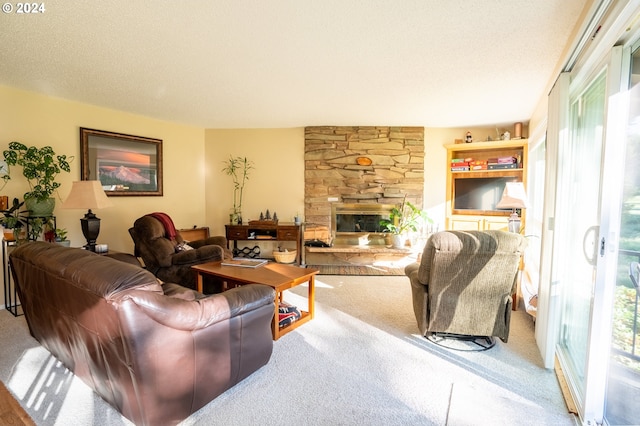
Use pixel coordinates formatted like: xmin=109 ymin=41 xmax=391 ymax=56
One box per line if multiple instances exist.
xmin=554 ymin=68 xmax=607 ymax=417
xmin=552 ymin=41 xmax=634 ymax=424
xmin=604 ymin=43 xmax=640 ymax=426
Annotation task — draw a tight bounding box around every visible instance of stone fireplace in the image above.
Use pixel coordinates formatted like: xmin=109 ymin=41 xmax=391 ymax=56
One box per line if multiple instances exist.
xmin=303 ymin=126 xmax=425 ymax=274
xmin=304 ymin=126 xmax=425 ymax=231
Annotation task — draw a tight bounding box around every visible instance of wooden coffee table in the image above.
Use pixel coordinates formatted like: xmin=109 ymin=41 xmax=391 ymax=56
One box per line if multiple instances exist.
xmin=192 ymin=261 xmax=319 ymax=340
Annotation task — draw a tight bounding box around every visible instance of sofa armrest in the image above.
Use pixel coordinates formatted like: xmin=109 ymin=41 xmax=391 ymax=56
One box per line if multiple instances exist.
xmin=405 ymin=262 xmax=426 ymax=289
xmin=171 ymin=245 xmax=223 ymax=266
xmin=190 ymin=236 xmax=227 ymax=249
xmin=122 ymin=283 xmax=275 ymax=331
xmin=189 ymin=237 xmax=233 ymax=259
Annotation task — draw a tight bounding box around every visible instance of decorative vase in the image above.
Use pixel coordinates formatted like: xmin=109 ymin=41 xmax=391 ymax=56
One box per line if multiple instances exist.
xmin=3 ymin=229 xmax=15 ymax=242
xmin=230 ymin=213 xmax=239 ymax=225
xmin=391 ymin=234 xmax=406 ymax=249
xmin=25 ymin=197 xmax=55 ymax=216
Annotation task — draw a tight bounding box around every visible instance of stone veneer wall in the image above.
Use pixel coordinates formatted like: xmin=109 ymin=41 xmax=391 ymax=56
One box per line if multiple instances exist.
xmin=304 ymin=126 xmax=425 ymax=228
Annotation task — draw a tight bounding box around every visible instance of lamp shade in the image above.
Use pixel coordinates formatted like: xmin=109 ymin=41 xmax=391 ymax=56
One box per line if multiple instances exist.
xmin=61 ymin=181 xmax=113 ymax=210
xmin=496 ymin=182 xmax=529 ymax=209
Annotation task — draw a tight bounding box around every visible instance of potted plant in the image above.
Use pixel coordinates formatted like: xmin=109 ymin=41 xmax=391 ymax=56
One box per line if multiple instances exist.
xmin=380 ymin=196 xmax=432 ymax=248
xmin=2 ymin=141 xmax=73 ymax=216
xmin=222 ymin=156 xmax=253 ymax=225
xmin=54 ymin=228 xmax=70 ymax=246
xmin=0 ymin=197 xmax=27 ymax=241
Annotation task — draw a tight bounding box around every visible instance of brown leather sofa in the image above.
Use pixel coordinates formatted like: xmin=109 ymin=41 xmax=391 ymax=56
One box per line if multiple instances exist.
xmin=10 ymin=242 xmax=275 ymax=426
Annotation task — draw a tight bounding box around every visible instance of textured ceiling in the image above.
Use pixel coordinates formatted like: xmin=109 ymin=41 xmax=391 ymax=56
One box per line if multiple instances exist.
xmin=0 ymin=1 xmax=587 ymax=128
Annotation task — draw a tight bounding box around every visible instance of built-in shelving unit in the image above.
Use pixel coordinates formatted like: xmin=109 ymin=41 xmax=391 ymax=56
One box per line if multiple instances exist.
xmin=445 ymin=139 xmax=528 ymax=231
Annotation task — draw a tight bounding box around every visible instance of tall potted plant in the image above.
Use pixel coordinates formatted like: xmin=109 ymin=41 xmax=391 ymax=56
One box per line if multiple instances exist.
xmin=2 ymin=142 xmax=72 ymax=216
xmin=222 ymin=156 xmax=253 ymax=224
xmin=380 ymin=196 xmax=432 ymax=248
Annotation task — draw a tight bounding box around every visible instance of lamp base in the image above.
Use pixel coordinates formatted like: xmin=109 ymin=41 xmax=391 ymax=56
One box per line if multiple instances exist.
xmin=80 ymin=209 xmax=101 ymax=252
xmin=507 ymin=211 xmax=521 ymax=234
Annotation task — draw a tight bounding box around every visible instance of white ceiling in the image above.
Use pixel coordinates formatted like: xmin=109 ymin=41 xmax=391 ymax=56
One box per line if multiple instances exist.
xmin=0 ymin=1 xmax=587 ymax=129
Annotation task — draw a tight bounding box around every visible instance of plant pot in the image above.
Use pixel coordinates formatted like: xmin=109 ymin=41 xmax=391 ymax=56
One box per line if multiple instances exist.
xmin=230 ymin=213 xmax=239 ymax=225
xmin=55 ymin=240 xmax=71 ymax=247
xmin=3 ymin=230 xmax=15 ymax=242
xmin=391 ymin=234 xmax=407 ymax=249
xmin=25 ymin=197 xmax=55 ymax=216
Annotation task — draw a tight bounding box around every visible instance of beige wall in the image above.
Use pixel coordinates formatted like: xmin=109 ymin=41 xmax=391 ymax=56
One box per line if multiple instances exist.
xmin=204 ymin=128 xmax=305 ymax=236
xmin=0 ymin=85 xmax=207 ymax=255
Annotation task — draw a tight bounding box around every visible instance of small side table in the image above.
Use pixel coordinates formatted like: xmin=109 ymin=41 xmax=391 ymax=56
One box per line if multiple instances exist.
xmin=2 ymin=239 xmax=22 ymax=316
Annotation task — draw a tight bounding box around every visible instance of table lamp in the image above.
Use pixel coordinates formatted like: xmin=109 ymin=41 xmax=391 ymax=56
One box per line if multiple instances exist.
xmin=61 ymin=181 xmax=113 ymax=251
xmin=496 ymin=182 xmax=528 ymax=233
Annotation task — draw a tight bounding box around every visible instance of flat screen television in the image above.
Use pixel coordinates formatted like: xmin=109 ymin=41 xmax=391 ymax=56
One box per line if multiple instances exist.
xmin=453 ymin=177 xmax=517 ymax=212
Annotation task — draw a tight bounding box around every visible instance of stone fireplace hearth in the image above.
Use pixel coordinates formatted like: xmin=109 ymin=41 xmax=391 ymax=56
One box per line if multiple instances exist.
xmin=303 ymin=126 xmax=425 ymax=274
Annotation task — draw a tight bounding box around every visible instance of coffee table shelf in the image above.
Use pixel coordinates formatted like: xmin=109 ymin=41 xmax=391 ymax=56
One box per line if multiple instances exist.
xmin=192 ymin=261 xmax=318 ymax=340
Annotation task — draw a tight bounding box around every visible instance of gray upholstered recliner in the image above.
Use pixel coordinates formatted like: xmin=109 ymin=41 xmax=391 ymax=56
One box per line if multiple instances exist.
xmin=405 ymin=230 xmax=527 ymax=344
xmin=129 ymin=213 xmax=233 ymax=292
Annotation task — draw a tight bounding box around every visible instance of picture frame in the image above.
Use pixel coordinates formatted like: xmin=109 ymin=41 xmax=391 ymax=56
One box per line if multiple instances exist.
xmin=80 ymin=127 xmax=163 ymax=196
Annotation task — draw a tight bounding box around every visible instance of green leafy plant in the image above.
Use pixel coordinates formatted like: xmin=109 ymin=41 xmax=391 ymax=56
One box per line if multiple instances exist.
xmin=2 ymin=141 xmax=73 ymax=202
xmin=221 ymin=156 xmax=253 ymax=215
xmin=26 ymin=217 xmax=45 ymax=241
xmin=0 ymin=197 xmax=27 ymax=230
xmin=379 ymin=196 xmax=432 ymax=235
xmin=54 ymin=227 xmax=68 ymax=242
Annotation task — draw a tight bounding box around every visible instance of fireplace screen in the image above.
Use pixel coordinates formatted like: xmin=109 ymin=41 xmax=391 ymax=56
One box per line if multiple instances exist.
xmin=335 ymin=213 xmax=386 ymax=233
xmin=331 ymin=203 xmax=395 ymax=234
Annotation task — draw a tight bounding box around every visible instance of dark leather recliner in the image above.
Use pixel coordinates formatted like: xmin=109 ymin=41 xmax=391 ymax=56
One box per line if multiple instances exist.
xmin=129 ymin=213 xmax=232 ymax=291
xmin=10 ymin=242 xmax=275 ymax=426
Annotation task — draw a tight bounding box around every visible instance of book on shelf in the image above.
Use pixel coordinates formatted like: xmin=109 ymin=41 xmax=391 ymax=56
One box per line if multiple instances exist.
xmin=221 ymin=258 xmax=268 ymax=268
xmin=451 ymin=166 xmax=470 ymax=171
xmin=488 ymin=163 xmax=518 ymax=170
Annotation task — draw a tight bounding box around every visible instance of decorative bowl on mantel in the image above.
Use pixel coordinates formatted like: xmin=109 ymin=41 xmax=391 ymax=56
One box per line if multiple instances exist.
xmin=356 ymin=157 xmax=372 ymax=166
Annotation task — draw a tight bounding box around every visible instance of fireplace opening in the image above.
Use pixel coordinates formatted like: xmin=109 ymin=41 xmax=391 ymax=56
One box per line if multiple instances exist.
xmin=331 ymin=203 xmax=396 ymax=246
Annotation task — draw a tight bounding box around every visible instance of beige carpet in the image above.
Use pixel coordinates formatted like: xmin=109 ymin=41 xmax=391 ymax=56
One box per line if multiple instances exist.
xmin=305 ymin=264 xmax=405 ymax=275
xmin=0 ymin=275 xmax=576 ymax=425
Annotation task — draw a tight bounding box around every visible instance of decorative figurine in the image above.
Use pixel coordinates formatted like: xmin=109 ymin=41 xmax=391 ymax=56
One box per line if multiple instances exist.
xmin=465 ymin=131 xmax=472 ymax=143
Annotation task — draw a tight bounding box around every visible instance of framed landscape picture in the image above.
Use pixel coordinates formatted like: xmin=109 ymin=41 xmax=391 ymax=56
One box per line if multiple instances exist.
xmin=80 ymin=127 xmax=163 ymax=196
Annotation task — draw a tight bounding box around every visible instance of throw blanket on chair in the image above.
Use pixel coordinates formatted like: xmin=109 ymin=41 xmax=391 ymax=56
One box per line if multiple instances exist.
xmin=147 ymin=212 xmax=178 ymax=241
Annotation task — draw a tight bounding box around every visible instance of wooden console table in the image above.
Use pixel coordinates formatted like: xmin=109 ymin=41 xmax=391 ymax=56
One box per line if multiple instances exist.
xmin=225 ymin=223 xmax=302 ymax=264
